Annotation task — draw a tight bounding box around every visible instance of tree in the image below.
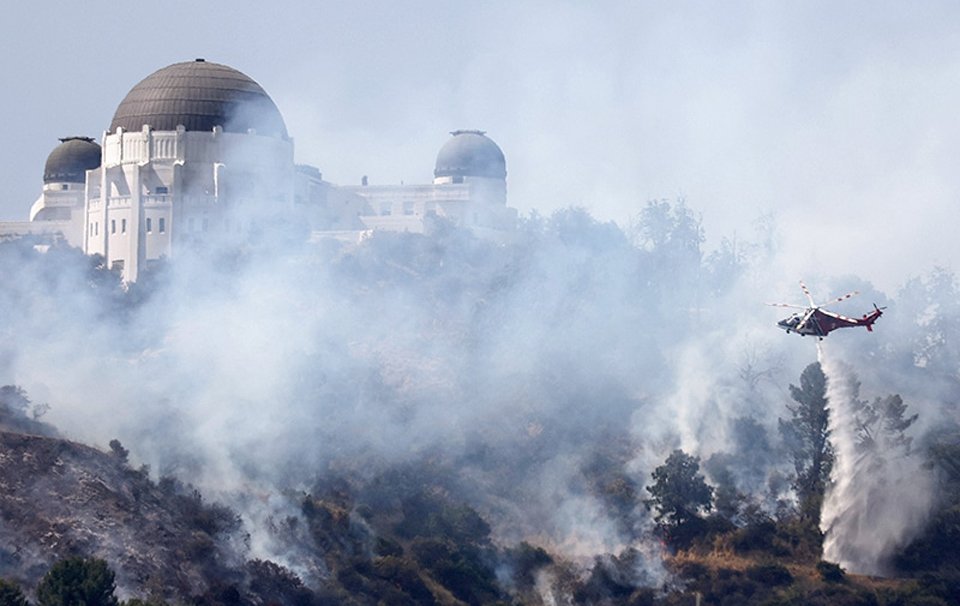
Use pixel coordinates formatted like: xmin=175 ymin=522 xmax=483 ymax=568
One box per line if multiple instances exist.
xmin=645 ymin=449 xmax=713 ymax=544
xmin=0 ymin=579 xmax=29 ymax=606
xmin=703 ymin=236 xmax=745 ymax=297
xmin=0 ymin=385 xmax=30 ymax=417
xmin=631 ymin=199 xmax=704 ymax=258
xmin=702 ymin=456 xmax=743 ymax=522
xmin=0 ymin=385 xmax=54 ymax=436
xmin=779 ymin=363 xmax=833 ymax=524
xmin=108 ymin=439 xmax=129 ymax=464
xmin=853 ymin=394 xmax=918 ymax=459
xmin=897 ymin=267 xmax=960 ymax=374
xmin=546 ymin=206 xmax=629 ymax=253
xmin=36 ymin=557 xmax=119 ymax=606
xmin=631 ymin=199 xmax=706 ymax=330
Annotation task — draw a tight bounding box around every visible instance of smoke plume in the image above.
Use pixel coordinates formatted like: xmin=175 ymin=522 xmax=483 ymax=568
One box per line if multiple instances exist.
xmin=1 ymin=198 xmax=956 ymax=587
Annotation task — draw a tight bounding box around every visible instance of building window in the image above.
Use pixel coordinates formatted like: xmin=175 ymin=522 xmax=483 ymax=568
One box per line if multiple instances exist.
xmin=111 ymin=259 xmax=125 ymax=272
xmin=61 ymin=184 xmax=69 ymax=191
xmin=159 ymin=218 xmax=166 ymax=233
xmin=89 ymin=223 xmax=94 ymax=236
xmin=111 ymin=219 xmax=116 ymax=234
xmin=155 ymin=186 xmax=169 ymax=194
xmin=121 ymin=218 xmax=127 ymax=234
xmin=146 ymin=218 xmax=152 ymax=233
xmin=403 ymin=202 xmax=415 ymax=216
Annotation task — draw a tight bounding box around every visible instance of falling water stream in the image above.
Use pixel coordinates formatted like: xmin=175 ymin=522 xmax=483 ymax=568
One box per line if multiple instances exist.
xmin=817 ymin=342 xmax=869 ymax=571
xmin=817 ymin=342 xmax=932 ymax=575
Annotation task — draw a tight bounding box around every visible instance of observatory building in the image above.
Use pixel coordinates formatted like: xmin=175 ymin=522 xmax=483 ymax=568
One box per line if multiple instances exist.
xmin=0 ymin=59 xmax=516 ymax=282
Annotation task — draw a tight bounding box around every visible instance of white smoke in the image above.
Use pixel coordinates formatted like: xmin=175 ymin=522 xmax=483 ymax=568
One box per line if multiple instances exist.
xmin=0 ymin=200 xmax=955 ymax=588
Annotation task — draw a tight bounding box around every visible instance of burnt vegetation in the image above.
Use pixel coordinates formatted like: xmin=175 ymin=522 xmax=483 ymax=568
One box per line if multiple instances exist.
xmin=1 ymin=202 xmax=960 ymax=604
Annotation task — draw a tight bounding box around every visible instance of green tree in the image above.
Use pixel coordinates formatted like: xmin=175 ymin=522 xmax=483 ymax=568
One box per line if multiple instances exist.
xmin=0 ymin=579 xmax=29 ymax=606
xmin=36 ymin=557 xmax=118 ymax=606
xmin=645 ymin=449 xmax=713 ymax=544
xmin=779 ymin=362 xmax=833 ymax=524
xmin=854 ymin=394 xmax=918 ymax=458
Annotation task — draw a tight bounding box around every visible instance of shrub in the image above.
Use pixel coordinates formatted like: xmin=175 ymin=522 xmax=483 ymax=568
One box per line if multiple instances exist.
xmin=374 ymin=536 xmax=404 ymax=557
xmin=745 ymin=563 xmax=792 ymax=586
xmin=502 ymin=542 xmax=552 ymax=589
xmin=0 ymin=579 xmax=29 ymax=606
xmin=627 ymin=588 xmax=656 ymax=606
xmin=816 ymin=560 xmax=846 ymax=583
xmin=108 ymin=439 xmax=129 ymax=463
xmin=731 ymin=519 xmax=778 ymax=553
xmin=394 ymin=491 xmax=491 ymax=545
xmin=245 ymin=559 xmax=312 ymax=606
xmin=36 ymin=557 xmax=119 ymax=606
xmin=372 ymin=557 xmax=436 ymax=605
xmin=676 ymin=561 xmax=709 ymax=582
xmin=410 ymin=538 xmax=500 ymax=604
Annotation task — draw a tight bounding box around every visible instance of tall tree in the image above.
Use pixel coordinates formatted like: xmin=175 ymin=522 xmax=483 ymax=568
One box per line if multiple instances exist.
xmin=854 ymin=394 xmax=918 ymax=460
xmin=645 ymin=449 xmax=713 ymax=546
xmin=779 ymin=363 xmax=833 ymax=523
xmin=631 ymin=198 xmax=705 ymax=330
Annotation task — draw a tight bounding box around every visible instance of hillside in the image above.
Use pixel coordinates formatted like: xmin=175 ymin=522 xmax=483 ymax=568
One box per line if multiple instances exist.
xmin=2 ymin=213 xmax=960 ymax=604
xmin=2 ymin=425 xmax=958 ymax=605
xmin=0 ymin=429 xmax=245 ymax=601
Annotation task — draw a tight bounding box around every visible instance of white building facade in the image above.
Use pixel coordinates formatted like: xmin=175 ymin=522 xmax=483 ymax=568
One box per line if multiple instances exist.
xmin=0 ymin=59 xmax=516 ymax=281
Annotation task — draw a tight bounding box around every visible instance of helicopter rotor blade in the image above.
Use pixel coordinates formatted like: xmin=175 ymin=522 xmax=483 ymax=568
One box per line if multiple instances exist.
xmin=797 ymin=308 xmax=816 ymax=330
xmin=799 ymin=281 xmax=816 ymax=307
xmin=766 ymin=303 xmax=807 ymax=309
xmin=816 ymin=290 xmax=860 ymax=308
xmin=820 ymin=309 xmax=860 ymax=324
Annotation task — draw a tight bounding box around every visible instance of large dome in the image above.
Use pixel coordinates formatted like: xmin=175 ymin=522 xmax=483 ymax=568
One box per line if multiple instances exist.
xmin=109 ymin=59 xmax=288 ymax=138
xmin=434 ymin=130 xmax=506 ymax=180
xmin=44 ymin=137 xmax=101 ymax=183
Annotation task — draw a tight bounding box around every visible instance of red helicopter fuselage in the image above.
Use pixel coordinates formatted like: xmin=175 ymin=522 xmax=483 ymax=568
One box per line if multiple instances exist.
xmin=778 ymin=305 xmax=883 ymax=338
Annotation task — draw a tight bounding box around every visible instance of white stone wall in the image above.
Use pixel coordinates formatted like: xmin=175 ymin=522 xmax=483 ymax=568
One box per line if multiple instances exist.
xmin=1 ymin=124 xmax=518 ymax=280
xmin=341 ymin=176 xmax=513 ymax=234
xmin=89 ymin=126 xmax=294 ymax=281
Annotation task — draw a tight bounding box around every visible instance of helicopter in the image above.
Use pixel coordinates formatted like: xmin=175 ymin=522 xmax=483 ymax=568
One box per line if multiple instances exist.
xmin=768 ymin=282 xmax=885 ymax=339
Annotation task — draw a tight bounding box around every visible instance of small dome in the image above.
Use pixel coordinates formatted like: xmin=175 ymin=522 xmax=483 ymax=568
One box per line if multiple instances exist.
xmin=43 ymin=137 xmax=101 ymax=183
xmin=109 ymin=59 xmax=288 ymax=138
xmin=434 ymin=130 xmax=506 ymax=180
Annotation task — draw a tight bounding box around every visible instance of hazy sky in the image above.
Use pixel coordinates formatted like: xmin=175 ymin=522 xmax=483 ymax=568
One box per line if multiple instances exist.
xmin=3 ymin=1 xmax=958 ymax=290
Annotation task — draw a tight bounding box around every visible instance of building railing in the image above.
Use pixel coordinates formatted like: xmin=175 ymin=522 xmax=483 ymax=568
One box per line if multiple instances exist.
xmin=143 ymin=194 xmax=172 ymax=206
